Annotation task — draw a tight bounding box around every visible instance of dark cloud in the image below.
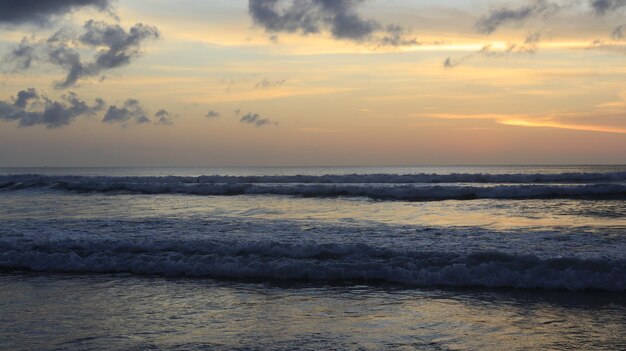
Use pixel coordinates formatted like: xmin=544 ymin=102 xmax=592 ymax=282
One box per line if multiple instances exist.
xmin=254 ymin=78 xmax=286 ymax=88
xmin=249 ymin=0 xmax=379 ymax=41
xmin=206 ymin=110 xmax=220 ymax=118
xmin=102 ymin=99 xmax=149 ymax=125
xmin=0 ymin=0 xmax=111 ymax=25
xmin=475 ymin=0 xmax=558 ymax=34
xmin=240 ymin=112 xmax=275 ymax=127
xmin=79 ymin=20 xmax=160 ymax=71
xmin=590 ymin=0 xmax=626 ymax=15
xmin=5 ymin=20 xmax=160 ymax=88
xmin=611 ymin=25 xmax=626 ymax=39
xmin=248 ymin=0 xmax=417 ymax=46
xmin=102 ymin=99 xmax=174 ymax=127
xmin=13 ymin=88 xmax=39 ymax=108
xmin=0 ymin=88 xmax=104 ymax=128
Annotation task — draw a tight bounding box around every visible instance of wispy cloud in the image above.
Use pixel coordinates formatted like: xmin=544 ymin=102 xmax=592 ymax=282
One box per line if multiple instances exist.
xmin=444 ymin=33 xmax=541 ymax=68
xmin=611 ymin=25 xmax=626 ymax=40
xmin=499 ymin=118 xmax=626 ymax=134
xmin=426 ymin=112 xmax=626 ymax=134
xmin=254 ymin=78 xmax=286 ymax=89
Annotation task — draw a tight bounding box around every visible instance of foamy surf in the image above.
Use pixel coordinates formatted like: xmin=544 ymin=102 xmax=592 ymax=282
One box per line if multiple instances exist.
xmin=1 ymin=237 xmax=624 ymax=290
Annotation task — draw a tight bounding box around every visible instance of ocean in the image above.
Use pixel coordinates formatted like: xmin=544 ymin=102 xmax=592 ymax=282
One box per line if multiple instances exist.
xmin=1 ymin=165 xmax=625 ymax=350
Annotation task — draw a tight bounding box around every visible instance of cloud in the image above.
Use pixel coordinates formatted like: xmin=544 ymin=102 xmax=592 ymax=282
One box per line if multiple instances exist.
xmin=102 ymin=99 xmax=174 ymax=127
xmin=377 ymin=25 xmax=420 ymax=47
xmin=240 ymin=112 xmax=275 ymax=127
xmin=249 ymin=0 xmax=378 ymax=41
xmin=79 ymin=20 xmax=160 ymax=67
xmin=3 ymin=37 xmax=37 ymax=70
xmin=248 ymin=0 xmax=418 ymax=46
xmin=587 ymin=38 xmax=609 ymax=48
xmin=0 ymin=0 xmax=111 ymax=26
xmin=475 ymin=0 xmax=558 ymax=34
xmin=0 ymin=88 xmax=104 ymax=128
xmin=443 ymin=57 xmax=457 ymax=69
xmin=0 ymin=90 xmax=173 ymax=129
xmin=254 ymin=78 xmax=286 ymax=89
xmin=425 ymin=112 xmax=626 ymax=134
xmin=13 ymin=88 xmax=39 ymax=108
xmin=102 ymin=99 xmax=150 ymax=125
xmin=444 ymin=33 xmax=541 ymax=68
xmin=206 ymin=110 xmax=220 ymax=118
xmin=590 ymin=0 xmax=626 ymax=15
xmin=154 ymin=109 xmax=174 ymax=125
xmin=5 ymin=20 xmax=160 ymax=88
xmin=521 ymin=31 xmax=542 ymax=52
xmin=476 ymin=0 xmax=626 ymax=35
xmin=611 ymin=24 xmax=626 ymax=39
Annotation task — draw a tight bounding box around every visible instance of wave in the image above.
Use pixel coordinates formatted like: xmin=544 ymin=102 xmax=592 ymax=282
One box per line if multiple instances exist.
xmin=2 ymin=172 xmax=626 ymax=185
xmin=1 ymin=239 xmax=623 ymax=291
xmin=1 ymin=174 xmax=626 ymax=200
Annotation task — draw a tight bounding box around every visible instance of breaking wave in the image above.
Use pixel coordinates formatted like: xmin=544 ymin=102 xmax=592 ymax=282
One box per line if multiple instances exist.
xmin=3 ymin=172 xmax=626 ymax=185
xmin=1 ymin=239 xmax=623 ymax=291
xmin=1 ymin=174 xmax=626 ymax=201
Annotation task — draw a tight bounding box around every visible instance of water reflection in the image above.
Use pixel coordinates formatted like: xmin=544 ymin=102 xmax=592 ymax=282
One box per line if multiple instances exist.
xmin=1 ymin=192 xmax=625 ymax=231
xmin=1 ymin=274 xmax=624 ymax=351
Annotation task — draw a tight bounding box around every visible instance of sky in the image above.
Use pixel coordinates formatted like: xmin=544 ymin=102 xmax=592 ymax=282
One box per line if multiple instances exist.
xmin=0 ymin=0 xmax=625 ymax=166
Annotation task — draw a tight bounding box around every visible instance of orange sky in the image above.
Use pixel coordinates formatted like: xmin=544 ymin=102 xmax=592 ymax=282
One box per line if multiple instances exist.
xmin=0 ymin=0 xmax=625 ymax=166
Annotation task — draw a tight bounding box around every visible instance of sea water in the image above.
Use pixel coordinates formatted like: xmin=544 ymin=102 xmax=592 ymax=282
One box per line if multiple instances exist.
xmin=0 ymin=166 xmax=625 ymax=350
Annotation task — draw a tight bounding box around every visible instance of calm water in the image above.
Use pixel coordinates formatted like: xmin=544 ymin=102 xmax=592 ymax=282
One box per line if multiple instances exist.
xmin=1 ymin=166 xmax=625 ymax=350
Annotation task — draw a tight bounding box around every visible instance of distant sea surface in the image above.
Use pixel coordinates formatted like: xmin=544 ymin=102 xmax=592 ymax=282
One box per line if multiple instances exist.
xmin=1 ymin=166 xmax=625 ymax=350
